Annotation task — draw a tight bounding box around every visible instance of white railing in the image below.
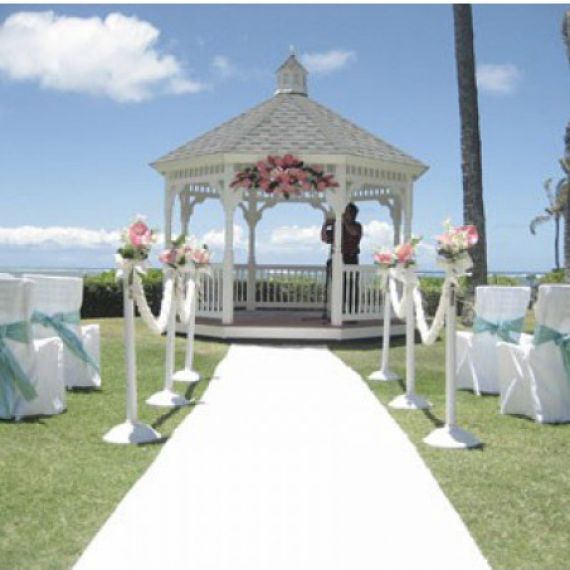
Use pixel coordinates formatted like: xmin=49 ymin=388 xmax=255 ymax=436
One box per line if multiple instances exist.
xmin=196 ymin=263 xmax=384 ymax=321
xmin=341 ymin=265 xmax=384 ymax=321
xmin=251 ymin=264 xmax=327 ymax=309
xmin=234 ymin=265 xmax=248 ymax=308
xmin=196 ymin=264 xmax=223 ymax=317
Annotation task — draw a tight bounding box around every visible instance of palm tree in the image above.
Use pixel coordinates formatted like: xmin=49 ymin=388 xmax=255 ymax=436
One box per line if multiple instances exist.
xmin=453 ymin=4 xmax=488 ymax=288
xmin=562 ymin=10 xmax=570 ymax=283
xmin=529 ymin=177 xmax=568 ymax=270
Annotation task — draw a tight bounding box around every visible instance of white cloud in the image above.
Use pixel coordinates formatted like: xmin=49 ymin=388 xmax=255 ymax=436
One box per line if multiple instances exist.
xmin=265 ymin=220 xmax=393 ymax=258
xmin=211 ymin=55 xmax=237 ymax=79
xmin=269 ymin=224 xmax=324 ymax=249
xmin=201 ymin=225 xmax=245 ymax=249
xmin=360 ymin=220 xmax=393 ymax=254
xmin=0 ymin=225 xmax=121 ymax=248
xmin=476 ymin=64 xmax=521 ymax=95
xmin=0 ymin=11 xmax=205 ymax=102
xmin=300 ymin=49 xmax=356 ymax=75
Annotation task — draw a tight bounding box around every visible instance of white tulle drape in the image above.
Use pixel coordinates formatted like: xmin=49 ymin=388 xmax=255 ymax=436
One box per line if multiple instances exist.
xmin=386 ymin=256 xmax=472 ymax=346
xmin=115 ymin=256 xmax=175 ymax=335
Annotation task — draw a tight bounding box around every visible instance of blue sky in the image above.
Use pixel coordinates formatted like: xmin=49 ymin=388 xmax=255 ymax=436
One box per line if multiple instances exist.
xmin=0 ymin=4 xmax=568 ymax=272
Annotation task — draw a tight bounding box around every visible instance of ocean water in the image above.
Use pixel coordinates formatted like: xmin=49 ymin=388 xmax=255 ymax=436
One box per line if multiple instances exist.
xmin=0 ymin=267 xmax=546 ymax=286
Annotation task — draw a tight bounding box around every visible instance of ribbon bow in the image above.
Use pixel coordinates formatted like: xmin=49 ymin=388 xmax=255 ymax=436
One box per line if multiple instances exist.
xmin=533 ymin=325 xmax=570 ymax=379
xmin=115 ymin=254 xmax=149 ymax=283
xmin=0 ymin=321 xmax=37 ymax=418
xmin=473 ymin=316 xmax=525 ymax=344
xmin=32 ymin=310 xmax=99 ymax=372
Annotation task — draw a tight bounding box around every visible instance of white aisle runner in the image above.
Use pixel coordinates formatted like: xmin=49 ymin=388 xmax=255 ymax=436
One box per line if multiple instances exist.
xmin=75 ymin=345 xmax=489 ymax=570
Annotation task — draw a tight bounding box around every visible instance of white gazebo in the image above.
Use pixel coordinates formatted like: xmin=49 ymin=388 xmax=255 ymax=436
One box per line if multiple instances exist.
xmin=151 ymin=54 xmax=428 ymax=340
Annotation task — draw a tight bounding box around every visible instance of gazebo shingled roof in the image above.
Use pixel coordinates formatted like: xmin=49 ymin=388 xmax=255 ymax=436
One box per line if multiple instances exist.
xmin=152 ymin=56 xmax=426 ymax=173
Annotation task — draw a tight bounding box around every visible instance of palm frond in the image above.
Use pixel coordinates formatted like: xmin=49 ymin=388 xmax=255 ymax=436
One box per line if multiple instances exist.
xmin=544 ymin=178 xmax=555 ymax=207
xmin=529 ymin=213 xmax=552 ymax=235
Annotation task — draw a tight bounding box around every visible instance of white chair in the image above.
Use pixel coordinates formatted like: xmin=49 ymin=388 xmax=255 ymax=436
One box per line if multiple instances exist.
xmin=457 ymin=286 xmax=531 ymax=395
xmin=23 ymin=274 xmax=101 ymax=389
xmin=0 ymin=278 xmax=64 ymax=419
xmin=498 ymin=284 xmax=570 ymax=423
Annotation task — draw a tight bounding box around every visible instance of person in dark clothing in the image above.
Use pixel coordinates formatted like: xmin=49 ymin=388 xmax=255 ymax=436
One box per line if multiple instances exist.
xmin=321 ymin=203 xmax=363 ymax=316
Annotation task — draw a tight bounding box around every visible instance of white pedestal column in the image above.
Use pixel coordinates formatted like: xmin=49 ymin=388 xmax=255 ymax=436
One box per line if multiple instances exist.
xmin=389 ymin=274 xmax=430 ymax=410
xmin=173 ymin=276 xmax=200 ymax=383
xmin=424 ymin=284 xmax=481 ymax=449
xmin=146 ymin=278 xmax=190 ymax=408
xmin=369 ymin=275 xmax=400 ymax=382
xmin=104 ymin=275 xmax=161 ymax=444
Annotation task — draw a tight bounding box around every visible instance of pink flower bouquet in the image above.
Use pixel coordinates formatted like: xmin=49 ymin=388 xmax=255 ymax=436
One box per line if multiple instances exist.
xmin=117 ymin=216 xmax=156 ymax=262
xmin=436 ymin=220 xmax=478 ymax=262
xmin=373 ymin=248 xmax=397 ymax=269
xmin=394 ymin=236 xmax=422 ymax=268
xmin=160 ymin=234 xmax=211 ymax=273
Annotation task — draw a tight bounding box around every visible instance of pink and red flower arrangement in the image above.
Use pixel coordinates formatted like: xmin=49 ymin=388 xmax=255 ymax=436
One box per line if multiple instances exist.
xmin=373 ymin=248 xmax=397 ymax=269
xmin=159 ymin=234 xmax=211 ymax=271
xmin=374 ymin=236 xmax=422 ymax=270
xmin=230 ymin=154 xmax=339 ymax=199
xmin=436 ymin=220 xmax=478 ymax=262
xmin=117 ymin=216 xmax=156 ymax=261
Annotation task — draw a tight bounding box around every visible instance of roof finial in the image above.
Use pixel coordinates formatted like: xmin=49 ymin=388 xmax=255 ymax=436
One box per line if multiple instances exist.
xmin=289 ymin=44 xmax=295 ymax=55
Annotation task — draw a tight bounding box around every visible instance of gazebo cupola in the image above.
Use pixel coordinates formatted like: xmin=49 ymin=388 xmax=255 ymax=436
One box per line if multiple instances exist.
xmin=151 ymin=53 xmax=428 ymax=336
xmin=275 ymin=53 xmax=308 ymax=95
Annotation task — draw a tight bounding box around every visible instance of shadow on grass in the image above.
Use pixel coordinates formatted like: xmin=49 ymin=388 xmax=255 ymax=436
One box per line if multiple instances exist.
xmin=67 ymin=386 xmax=104 ymax=395
xmin=150 ymin=380 xmax=205 ymax=431
xmin=0 ymin=415 xmax=50 ymax=425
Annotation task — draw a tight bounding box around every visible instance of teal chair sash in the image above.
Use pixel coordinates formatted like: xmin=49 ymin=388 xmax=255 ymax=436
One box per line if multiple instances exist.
xmin=31 ymin=310 xmax=99 ymax=372
xmin=0 ymin=321 xmax=37 ymax=418
xmin=533 ymin=324 xmax=570 ymax=379
xmin=473 ymin=316 xmax=525 ymax=344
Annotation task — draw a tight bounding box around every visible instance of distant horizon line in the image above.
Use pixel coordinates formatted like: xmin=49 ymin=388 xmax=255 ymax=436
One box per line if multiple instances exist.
xmin=0 ymin=265 xmax=555 ymax=276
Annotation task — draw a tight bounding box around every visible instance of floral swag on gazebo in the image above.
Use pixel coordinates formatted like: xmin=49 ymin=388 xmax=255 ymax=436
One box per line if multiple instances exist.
xmin=230 ymin=154 xmax=338 ymax=198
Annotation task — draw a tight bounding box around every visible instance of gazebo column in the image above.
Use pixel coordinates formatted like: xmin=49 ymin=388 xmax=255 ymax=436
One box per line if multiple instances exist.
xmin=390 ymin=195 xmax=403 ymax=246
xmin=179 ymin=188 xmax=206 ymax=238
xmin=239 ymin=195 xmax=276 ymax=312
xmin=164 ymin=181 xmax=178 ymax=247
xmin=245 ymin=193 xmax=259 ymax=311
xmin=221 ymin=178 xmax=242 ymax=325
xmin=402 ymin=182 xmax=414 ymax=241
xmin=326 ymin=179 xmax=347 ymax=327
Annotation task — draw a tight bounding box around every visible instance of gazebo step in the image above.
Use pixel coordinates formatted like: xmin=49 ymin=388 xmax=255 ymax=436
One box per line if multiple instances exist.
xmin=177 ymin=310 xmax=405 ymax=341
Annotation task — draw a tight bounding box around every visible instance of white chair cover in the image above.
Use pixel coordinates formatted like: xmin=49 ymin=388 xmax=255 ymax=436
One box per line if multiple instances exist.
xmin=23 ymin=274 xmax=101 ymax=389
xmin=498 ymin=284 xmax=570 ymax=423
xmin=0 ymin=278 xmax=64 ymax=419
xmin=457 ymin=286 xmax=530 ymax=394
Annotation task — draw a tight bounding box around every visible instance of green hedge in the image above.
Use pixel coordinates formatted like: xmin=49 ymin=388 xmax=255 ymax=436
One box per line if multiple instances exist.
xmin=539 ymin=269 xmax=566 ymax=284
xmin=81 ymin=269 xmax=164 ymax=319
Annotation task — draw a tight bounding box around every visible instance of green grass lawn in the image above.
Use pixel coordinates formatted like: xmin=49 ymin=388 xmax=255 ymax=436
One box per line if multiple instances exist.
xmin=333 ymin=327 xmax=570 ymax=570
xmin=3 ymin=315 xmax=569 ymax=570
xmin=0 ymin=318 xmax=228 ymax=570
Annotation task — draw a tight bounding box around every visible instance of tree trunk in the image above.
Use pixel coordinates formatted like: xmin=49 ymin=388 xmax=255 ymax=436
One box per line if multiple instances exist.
xmin=554 ymin=214 xmax=561 ymax=270
xmin=564 ymin=123 xmax=570 ymax=283
xmin=453 ymin=5 xmax=488 ymax=289
xmin=562 ymin=12 xmax=569 ymax=282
